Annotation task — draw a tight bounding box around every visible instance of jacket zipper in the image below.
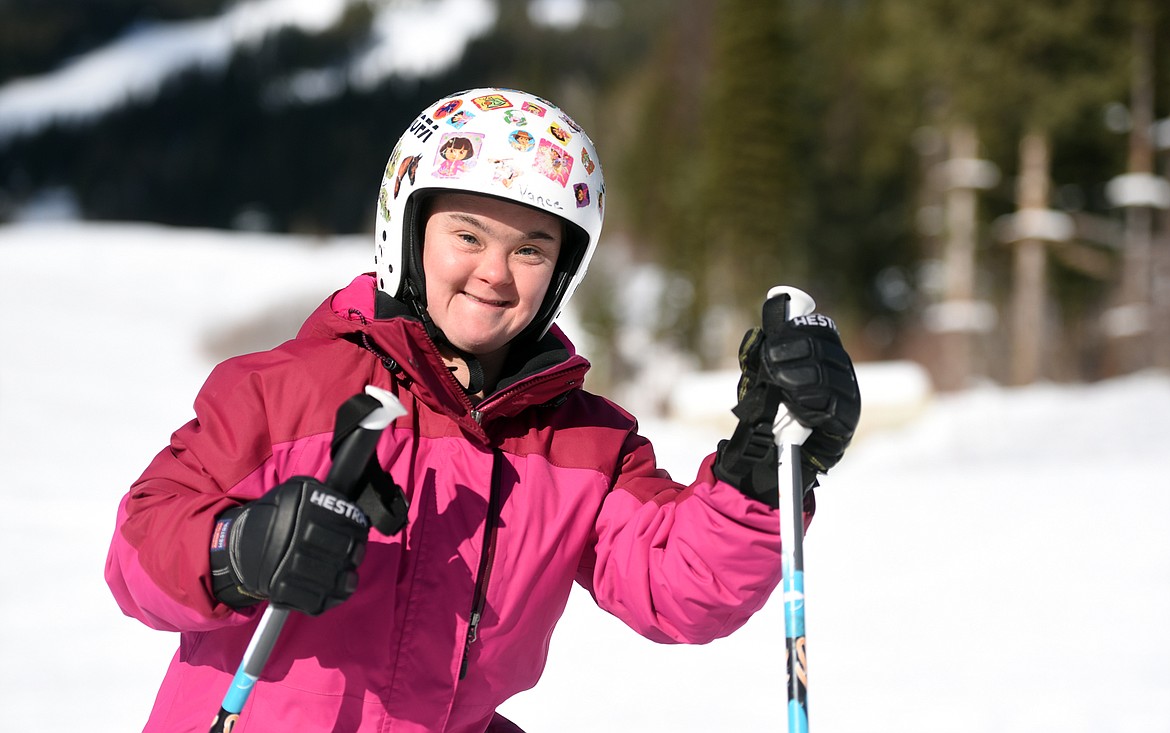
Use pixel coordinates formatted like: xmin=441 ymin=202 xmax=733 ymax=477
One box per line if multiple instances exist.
xmin=459 ymin=451 xmax=501 ymax=679
xmin=474 ymin=364 xmax=586 ymax=417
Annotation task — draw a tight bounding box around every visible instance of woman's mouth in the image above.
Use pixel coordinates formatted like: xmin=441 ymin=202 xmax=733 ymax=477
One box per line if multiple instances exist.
xmin=463 ymin=292 xmax=512 ymax=308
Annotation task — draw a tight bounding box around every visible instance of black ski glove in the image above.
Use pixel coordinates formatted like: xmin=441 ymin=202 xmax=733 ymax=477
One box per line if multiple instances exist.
xmin=210 ymin=477 xmax=370 ymax=616
xmin=713 ymin=305 xmax=861 ymax=508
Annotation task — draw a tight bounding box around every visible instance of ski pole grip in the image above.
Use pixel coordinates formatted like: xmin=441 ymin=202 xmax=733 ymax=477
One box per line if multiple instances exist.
xmin=764 ymin=286 xmax=816 ymax=446
xmin=326 ymin=385 xmax=406 ymax=499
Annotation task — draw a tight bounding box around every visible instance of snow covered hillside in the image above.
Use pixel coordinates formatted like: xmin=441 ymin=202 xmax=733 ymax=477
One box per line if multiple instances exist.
xmin=1 ymin=222 xmax=1168 ymax=732
xmin=0 ymin=0 xmax=497 ymax=141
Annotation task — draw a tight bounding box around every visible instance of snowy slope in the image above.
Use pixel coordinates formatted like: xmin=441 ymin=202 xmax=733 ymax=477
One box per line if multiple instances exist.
xmin=1 ymin=222 xmax=1168 ymax=732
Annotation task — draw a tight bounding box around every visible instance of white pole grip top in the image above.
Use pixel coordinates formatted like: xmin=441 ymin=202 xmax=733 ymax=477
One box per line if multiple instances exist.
xmin=362 ymin=385 xmax=408 ymax=430
xmin=766 ymin=285 xmax=816 ymax=319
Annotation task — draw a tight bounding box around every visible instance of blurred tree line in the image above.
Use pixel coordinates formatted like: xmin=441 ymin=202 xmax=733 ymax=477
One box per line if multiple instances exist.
xmin=2 ymin=0 xmax=1168 ymax=389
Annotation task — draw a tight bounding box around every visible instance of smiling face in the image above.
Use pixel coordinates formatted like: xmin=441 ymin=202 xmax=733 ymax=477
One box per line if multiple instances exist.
xmin=421 ymin=193 xmax=563 ymax=360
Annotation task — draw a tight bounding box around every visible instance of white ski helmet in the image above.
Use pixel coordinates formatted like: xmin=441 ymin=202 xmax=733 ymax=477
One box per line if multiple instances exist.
xmin=374 ymin=87 xmax=605 ymax=341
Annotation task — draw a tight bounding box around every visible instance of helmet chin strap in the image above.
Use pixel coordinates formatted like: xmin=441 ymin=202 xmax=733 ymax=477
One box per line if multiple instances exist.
xmin=402 ymin=276 xmax=487 ymax=397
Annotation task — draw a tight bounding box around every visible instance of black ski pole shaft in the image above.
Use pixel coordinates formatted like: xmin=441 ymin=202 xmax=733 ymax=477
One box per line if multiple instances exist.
xmin=208 ymin=385 xmax=405 ymax=733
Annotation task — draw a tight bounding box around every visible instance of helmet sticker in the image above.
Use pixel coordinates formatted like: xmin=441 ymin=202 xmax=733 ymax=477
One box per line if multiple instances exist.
xmin=534 ymin=138 xmax=573 ymax=187
xmin=558 ymin=113 xmax=583 ymax=133
xmin=581 ymin=148 xmax=596 ymax=175
xmin=385 ymin=143 xmax=402 ymax=179
xmin=472 ymin=93 xmax=512 ymax=111
xmin=548 ymin=122 xmax=572 ymax=145
xmin=446 ymin=109 xmax=476 ymax=128
xmin=393 ymin=154 xmax=422 ymax=198
xmin=379 ymin=185 xmax=391 ymax=222
xmin=503 ymin=110 xmax=528 ymax=126
xmin=509 ymin=129 xmax=535 ymax=152
xmin=433 ymin=132 xmax=484 ymax=178
xmin=521 ymin=100 xmax=547 ymax=117
xmin=433 ymin=99 xmax=462 ymax=119
xmin=490 ymin=158 xmax=523 ymax=189
xmin=573 ymin=183 xmax=590 ymax=208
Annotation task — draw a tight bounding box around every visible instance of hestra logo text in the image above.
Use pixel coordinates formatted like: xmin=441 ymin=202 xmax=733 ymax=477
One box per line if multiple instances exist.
xmin=310 ymin=491 xmax=368 ymax=527
xmin=791 ymin=314 xmax=838 ymax=331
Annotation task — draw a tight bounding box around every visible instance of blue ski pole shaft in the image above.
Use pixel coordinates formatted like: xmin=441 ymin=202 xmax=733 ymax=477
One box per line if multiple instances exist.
xmin=208 ymin=605 xmax=290 ymax=732
xmin=209 ymin=385 xmax=405 ymax=733
xmin=764 ymin=286 xmax=815 ymax=733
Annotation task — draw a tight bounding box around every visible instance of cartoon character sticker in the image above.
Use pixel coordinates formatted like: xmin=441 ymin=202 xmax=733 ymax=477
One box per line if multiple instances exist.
xmin=573 ymin=183 xmax=590 ymax=208
xmin=548 ymin=122 xmax=572 ymax=145
xmin=558 ymin=113 xmax=583 ymax=133
xmin=433 ymin=133 xmax=484 ymax=178
xmin=472 ymin=93 xmax=512 ymax=111
xmin=446 ymin=109 xmax=476 ymax=128
xmin=534 ymin=138 xmax=573 ymax=187
xmin=379 ymin=185 xmax=391 ymax=221
xmin=433 ymin=99 xmax=462 ymax=119
xmin=503 ymin=110 xmax=528 ymax=126
xmin=509 ymin=130 xmax=535 ymax=152
xmin=521 ymin=100 xmax=547 ymax=117
xmin=581 ymin=148 xmax=596 ymax=175
xmin=490 ymin=158 xmax=523 ymax=189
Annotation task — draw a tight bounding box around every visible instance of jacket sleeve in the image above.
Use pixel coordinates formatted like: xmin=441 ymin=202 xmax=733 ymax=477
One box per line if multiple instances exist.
xmin=104 ymin=355 xmax=327 ymax=633
xmin=577 ymin=429 xmax=812 ymax=645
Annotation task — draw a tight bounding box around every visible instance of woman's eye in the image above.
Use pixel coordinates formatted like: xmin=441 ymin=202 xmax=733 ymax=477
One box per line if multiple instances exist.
xmin=516 ymin=245 xmax=547 ymax=259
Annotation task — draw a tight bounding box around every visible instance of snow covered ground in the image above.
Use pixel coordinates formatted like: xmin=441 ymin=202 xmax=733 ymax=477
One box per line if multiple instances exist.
xmin=2 ymin=222 xmax=1168 ymax=732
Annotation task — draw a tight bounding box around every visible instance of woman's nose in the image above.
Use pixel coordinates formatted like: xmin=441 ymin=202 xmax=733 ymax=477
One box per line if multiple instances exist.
xmin=474 ymin=248 xmax=512 ymax=285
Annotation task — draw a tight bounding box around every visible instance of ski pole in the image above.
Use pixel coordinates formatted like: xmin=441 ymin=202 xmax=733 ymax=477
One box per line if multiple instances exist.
xmin=763 ymin=285 xmax=816 ymax=733
xmin=208 ymin=385 xmax=406 ymax=733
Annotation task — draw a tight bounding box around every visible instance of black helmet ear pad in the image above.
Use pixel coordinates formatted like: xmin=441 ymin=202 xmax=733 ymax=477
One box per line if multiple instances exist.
xmin=400 ymin=189 xmax=436 ymax=315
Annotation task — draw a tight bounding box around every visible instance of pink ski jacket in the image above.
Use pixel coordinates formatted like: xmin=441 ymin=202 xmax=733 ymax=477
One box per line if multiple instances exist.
xmin=106 ymin=274 xmax=802 ymax=733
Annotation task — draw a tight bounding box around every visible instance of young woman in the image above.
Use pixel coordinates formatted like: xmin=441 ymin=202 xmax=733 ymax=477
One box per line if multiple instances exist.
xmin=106 ymin=87 xmax=861 ymax=732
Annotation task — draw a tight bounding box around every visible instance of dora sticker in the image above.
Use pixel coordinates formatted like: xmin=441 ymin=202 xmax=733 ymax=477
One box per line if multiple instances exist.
xmin=472 ymin=93 xmax=512 ymax=111
xmin=509 ymin=129 xmax=535 ymax=152
xmin=534 ymin=139 xmax=573 ymax=187
xmin=433 ymin=132 xmax=485 ymax=179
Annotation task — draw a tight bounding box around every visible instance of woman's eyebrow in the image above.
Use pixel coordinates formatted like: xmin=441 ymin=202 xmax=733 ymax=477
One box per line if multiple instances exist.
xmin=446 ymin=212 xmax=558 ymax=241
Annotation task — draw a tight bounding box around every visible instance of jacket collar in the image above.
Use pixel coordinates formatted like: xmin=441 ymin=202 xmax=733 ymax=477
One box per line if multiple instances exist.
xmin=299 ymin=274 xmax=590 ymax=429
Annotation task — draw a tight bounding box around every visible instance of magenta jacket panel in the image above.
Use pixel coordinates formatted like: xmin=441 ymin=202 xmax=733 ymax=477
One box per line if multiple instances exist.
xmin=105 ymin=274 xmax=799 ymax=732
